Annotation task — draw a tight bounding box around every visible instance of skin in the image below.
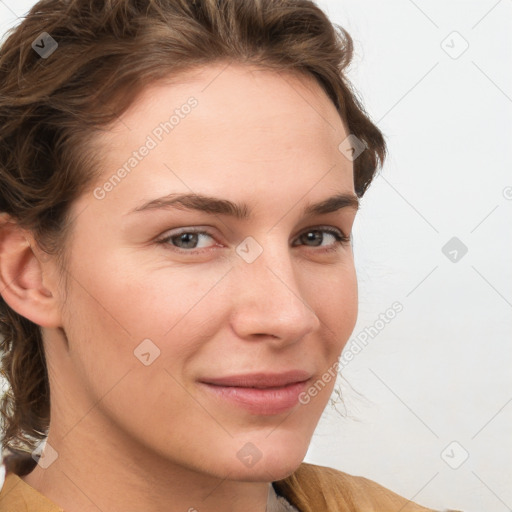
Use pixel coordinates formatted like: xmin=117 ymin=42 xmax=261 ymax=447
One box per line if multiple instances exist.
xmin=0 ymin=62 xmax=359 ymax=512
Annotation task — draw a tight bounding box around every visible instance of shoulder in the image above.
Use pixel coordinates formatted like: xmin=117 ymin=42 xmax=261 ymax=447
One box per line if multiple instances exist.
xmin=273 ymin=461 xmax=438 ymax=512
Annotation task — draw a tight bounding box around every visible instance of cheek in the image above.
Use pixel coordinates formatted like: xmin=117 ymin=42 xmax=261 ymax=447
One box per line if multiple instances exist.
xmin=61 ymin=253 xmax=230 ymax=392
xmin=303 ymin=255 xmax=358 ymax=350
xmin=66 ymin=251 xmax=195 ymax=339
xmin=58 ymin=260 xmax=206 ymax=441
xmin=336 ymin=264 xmax=358 ymax=341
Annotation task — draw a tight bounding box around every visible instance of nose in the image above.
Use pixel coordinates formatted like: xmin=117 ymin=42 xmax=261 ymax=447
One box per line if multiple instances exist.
xmin=228 ymin=241 xmax=321 ymax=345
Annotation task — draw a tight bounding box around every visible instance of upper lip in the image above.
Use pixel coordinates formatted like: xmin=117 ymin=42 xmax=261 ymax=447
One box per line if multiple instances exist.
xmin=200 ymin=370 xmax=312 ymax=388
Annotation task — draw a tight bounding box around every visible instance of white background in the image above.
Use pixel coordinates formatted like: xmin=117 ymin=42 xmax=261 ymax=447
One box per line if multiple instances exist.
xmin=1 ymin=1 xmax=511 ymax=511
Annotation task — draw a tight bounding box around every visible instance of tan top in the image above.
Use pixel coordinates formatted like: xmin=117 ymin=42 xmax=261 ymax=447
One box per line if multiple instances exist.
xmin=0 ymin=470 xmax=64 ymax=511
xmin=272 ymin=462 xmax=462 ymax=512
xmin=0 ymin=462 xmax=461 ymax=511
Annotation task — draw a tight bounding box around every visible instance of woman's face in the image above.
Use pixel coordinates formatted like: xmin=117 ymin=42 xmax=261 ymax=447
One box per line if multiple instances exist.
xmin=47 ymin=63 xmax=359 ymax=481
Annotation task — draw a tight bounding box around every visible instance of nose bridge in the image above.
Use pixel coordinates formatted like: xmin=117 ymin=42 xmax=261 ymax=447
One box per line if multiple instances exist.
xmin=229 ymin=236 xmax=321 ymax=341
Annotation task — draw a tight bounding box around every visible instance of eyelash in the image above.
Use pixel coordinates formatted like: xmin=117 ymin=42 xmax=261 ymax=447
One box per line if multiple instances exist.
xmin=155 ymin=226 xmax=351 ymax=255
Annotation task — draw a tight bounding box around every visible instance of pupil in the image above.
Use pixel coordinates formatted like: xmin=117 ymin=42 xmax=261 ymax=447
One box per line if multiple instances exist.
xmin=306 ymin=231 xmax=321 ymax=246
xmin=179 ymin=233 xmax=197 ymax=248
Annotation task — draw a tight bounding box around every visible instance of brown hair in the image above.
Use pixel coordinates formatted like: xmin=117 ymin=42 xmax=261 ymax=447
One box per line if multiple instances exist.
xmin=0 ymin=0 xmax=386 ymax=477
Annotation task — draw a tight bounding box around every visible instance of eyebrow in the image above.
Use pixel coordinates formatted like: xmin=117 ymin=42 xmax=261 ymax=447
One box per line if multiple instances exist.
xmin=127 ymin=192 xmax=359 ymax=219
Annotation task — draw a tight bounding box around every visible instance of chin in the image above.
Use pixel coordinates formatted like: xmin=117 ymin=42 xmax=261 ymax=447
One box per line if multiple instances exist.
xmin=224 ymin=436 xmax=309 ymax=483
xmin=263 ymin=452 xmax=306 ymax=482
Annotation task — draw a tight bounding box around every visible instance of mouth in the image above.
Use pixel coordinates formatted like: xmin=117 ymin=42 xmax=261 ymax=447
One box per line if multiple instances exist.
xmin=199 ymin=369 xmax=313 ymax=388
xmin=198 ymin=371 xmax=313 ymax=415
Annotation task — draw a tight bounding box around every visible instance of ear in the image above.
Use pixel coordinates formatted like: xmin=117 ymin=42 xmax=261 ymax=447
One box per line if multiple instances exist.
xmin=0 ymin=214 xmax=62 ymax=328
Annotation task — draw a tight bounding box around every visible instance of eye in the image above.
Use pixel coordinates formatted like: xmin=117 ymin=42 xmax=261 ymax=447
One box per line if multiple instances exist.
xmin=293 ymin=227 xmax=351 ymax=252
xmin=157 ymin=229 xmax=217 ymax=251
xmin=156 ymin=226 xmax=351 ymax=253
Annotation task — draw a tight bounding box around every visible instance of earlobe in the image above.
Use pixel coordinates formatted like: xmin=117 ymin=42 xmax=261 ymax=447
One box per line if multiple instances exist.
xmin=0 ymin=215 xmax=62 ymax=328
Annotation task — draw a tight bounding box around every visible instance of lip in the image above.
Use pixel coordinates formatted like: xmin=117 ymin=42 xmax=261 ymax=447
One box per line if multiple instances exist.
xmin=200 ymin=370 xmax=312 ymax=388
xmin=199 ymin=370 xmax=312 ymax=415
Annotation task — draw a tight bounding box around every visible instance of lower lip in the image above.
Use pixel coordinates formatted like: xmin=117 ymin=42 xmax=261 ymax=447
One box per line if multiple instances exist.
xmin=200 ymin=380 xmax=309 ymax=415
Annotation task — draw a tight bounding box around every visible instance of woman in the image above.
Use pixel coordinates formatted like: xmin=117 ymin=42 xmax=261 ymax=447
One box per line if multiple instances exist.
xmin=0 ymin=0 xmax=459 ymax=510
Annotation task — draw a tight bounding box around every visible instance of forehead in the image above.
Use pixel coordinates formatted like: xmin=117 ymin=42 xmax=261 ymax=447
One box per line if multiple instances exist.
xmin=98 ymin=62 xmax=347 ymax=156
xmin=81 ymin=63 xmax=354 ymax=218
